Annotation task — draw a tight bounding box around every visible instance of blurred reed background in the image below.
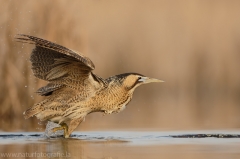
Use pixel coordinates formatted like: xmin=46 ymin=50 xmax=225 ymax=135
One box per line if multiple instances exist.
xmin=0 ymin=0 xmax=240 ymax=132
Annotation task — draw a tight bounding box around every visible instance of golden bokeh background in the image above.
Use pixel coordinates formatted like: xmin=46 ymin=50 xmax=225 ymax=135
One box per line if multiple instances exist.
xmin=0 ymin=0 xmax=240 ymax=132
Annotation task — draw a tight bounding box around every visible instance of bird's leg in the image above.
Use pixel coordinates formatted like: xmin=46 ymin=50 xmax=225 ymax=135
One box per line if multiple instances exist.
xmin=51 ymin=123 xmax=69 ymax=138
xmin=65 ymin=118 xmax=84 ymax=138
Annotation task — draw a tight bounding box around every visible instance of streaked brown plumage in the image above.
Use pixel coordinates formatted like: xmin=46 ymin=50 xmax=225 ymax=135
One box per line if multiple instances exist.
xmin=16 ymin=34 xmax=164 ymax=138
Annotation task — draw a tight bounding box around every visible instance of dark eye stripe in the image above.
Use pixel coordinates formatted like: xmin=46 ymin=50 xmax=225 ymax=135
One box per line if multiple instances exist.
xmin=128 ymin=77 xmax=142 ymax=90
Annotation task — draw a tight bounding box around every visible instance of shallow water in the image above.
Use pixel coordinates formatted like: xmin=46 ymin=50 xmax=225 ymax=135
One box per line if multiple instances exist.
xmin=0 ymin=130 xmax=240 ymax=159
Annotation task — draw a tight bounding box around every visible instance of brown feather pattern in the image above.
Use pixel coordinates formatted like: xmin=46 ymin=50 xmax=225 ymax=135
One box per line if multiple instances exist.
xmin=16 ymin=34 xmax=161 ymax=138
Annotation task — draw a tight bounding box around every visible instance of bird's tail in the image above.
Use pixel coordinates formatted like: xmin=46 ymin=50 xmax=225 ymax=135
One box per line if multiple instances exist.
xmin=23 ymin=99 xmax=65 ymax=122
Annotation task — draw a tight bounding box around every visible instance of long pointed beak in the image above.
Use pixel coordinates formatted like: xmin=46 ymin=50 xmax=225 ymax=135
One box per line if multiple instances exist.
xmin=140 ymin=77 xmax=164 ymax=84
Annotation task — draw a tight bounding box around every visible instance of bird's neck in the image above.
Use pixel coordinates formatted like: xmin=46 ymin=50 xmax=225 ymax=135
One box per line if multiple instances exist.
xmin=94 ymin=84 xmax=134 ymax=114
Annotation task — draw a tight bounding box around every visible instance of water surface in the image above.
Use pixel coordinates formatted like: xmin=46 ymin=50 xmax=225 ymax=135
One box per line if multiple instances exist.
xmin=0 ymin=130 xmax=240 ymax=159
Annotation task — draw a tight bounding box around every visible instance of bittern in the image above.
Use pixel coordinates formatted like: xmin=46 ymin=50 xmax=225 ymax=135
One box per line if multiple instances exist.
xmin=16 ymin=34 xmax=164 ymax=138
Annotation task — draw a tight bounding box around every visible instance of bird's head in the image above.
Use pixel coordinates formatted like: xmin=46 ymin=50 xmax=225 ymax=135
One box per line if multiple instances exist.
xmin=116 ymin=73 xmax=164 ymax=91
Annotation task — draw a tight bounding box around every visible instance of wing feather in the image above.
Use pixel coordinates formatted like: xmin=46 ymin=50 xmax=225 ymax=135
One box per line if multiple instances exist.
xmin=16 ymin=34 xmax=95 ymax=70
xmin=16 ymin=34 xmax=106 ymax=97
xmin=16 ymin=34 xmax=94 ymax=81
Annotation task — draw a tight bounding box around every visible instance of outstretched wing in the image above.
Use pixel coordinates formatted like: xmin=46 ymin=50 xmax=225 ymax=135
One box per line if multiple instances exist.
xmin=16 ymin=34 xmax=106 ymax=95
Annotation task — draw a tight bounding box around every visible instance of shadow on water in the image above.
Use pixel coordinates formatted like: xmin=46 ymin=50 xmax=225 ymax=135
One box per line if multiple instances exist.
xmin=0 ymin=131 xmax=240 ymax=159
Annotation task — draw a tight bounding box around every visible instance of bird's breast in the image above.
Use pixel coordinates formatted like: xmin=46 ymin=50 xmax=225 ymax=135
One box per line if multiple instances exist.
xmin=92 ymin=85 xmax=133 ymax=115
xmin=102 ymin=94 xmax=132 ymax=114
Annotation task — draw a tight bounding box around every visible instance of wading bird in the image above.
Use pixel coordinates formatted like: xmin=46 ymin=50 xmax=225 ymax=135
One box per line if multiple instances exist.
xmin=16 ymin=34 xmax=164 ymax=138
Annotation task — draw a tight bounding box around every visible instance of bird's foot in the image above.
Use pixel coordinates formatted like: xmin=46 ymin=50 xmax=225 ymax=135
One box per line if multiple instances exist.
xmin=51 ymin=123 xmax=69 ymax=138
xmin=104 ymin=110 xmax=113 ymax=115
xmin=52 ymin=126 xmax=63 ymax=132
